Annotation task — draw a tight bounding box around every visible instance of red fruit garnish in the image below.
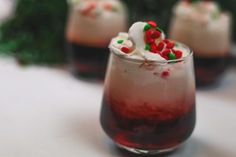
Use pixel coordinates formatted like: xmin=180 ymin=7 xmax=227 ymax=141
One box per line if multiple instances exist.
xmin=148 ymin=21 xmax=157 ymax=27
xmin=151 ymin=31 xmax=161 ymax=39
xmin=166 ymin=42 xmax=175 ymax=49
xmin=121 ymin=47 xmax=130 ymax=54
xmin=162 ymin=49 xmax=171 ymax=56
xmin=145 ymin=30 xmax=152 ymax=37
xmin=150 ymin=44 xmax=158 ymax=53
xmin=163 ymin=39 xmax=170 ymax=44
xmin=145 ymin=30 xmax=155 ymax=44
xmin=163 ymin=55 xmax=169 ymax=60
xmin=157 ymin=42 xmax=165 ymax=51
xmin=146 ymin=38 xmax=155 ymax=44
xmin=173 ymin=50 xmax=183 ymax=59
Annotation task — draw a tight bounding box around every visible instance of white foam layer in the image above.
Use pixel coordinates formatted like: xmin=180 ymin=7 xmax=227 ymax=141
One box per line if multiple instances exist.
xmin=105 ymin=48 xmax=195 ymax=108
xmin=106 ymin=21 xmax=195 ymax=107
xmin=169 ymin=1 xmax=231 ymax=57
xmin=66 ymin=0 xmax=127 ymax=47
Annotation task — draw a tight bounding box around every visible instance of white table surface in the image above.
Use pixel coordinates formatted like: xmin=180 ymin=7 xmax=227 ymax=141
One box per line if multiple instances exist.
xmin=0 ymin=57 xmax=235 ymax=157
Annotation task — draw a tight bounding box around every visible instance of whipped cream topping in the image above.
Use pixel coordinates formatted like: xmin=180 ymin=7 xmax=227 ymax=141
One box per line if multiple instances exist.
xmin=110 ymin=21 xmax=189 ymax=61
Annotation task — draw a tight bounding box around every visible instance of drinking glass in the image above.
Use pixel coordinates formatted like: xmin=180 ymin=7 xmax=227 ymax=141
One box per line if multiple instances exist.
xmin=100 ymin=42 xmax=196 ymax=155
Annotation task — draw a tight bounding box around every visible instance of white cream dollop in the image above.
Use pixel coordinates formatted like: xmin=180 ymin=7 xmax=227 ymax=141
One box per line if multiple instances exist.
xmin=128 ymin=22 xmax=146 ymax=53
xmin=110 ymin=22 xmax=169 ymax=61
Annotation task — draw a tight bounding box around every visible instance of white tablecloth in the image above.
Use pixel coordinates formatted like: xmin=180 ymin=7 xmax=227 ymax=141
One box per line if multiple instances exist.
xmin=0 ymin=57 xmax=235 ymax=157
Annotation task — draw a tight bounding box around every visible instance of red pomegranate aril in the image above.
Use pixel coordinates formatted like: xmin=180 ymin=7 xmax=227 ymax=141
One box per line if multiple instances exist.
xmin=162 ymin=49 xmax=171 ymax=56
xmin=163 ymin=39 xmax=170 ymax=44
xmin=173 ymin=50 xmax=183 ymax=59
xmin=150 ymin=44 xmax=158 ymax=53
xmin=167 ymin=42 xmax=175 ymax=49
xmin=151 ymin=31 xmax=161 ymax=39
xmin=148 ymin=21 xmax=157 ymax=27
xmin=157 ymin=42 xmax=165 ymax=51
xmin=121 ymin=47 xmax=130 ymax=54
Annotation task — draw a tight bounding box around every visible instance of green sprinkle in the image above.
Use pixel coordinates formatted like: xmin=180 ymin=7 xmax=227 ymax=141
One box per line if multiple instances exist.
xmin=168 ymin=53 xmax=176 ymax=60
xmin=145 ymin=44 xmax=151 ymax=50
xmin=156 ymin=27 xmax=163 ymax=32
xmin=117 ymin=40 xmax=124 ymax=44
xmin=144 ymin=24 xmax=151 ymax=31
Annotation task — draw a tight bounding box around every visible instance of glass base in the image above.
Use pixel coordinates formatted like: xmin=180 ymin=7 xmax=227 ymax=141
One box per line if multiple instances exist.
xmin=116 ymin=143 xmax=181 ymax=155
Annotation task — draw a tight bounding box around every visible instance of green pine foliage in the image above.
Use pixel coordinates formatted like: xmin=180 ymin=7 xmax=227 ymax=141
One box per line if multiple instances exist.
xmin=0 ymin=0 xmax=68 ymax=64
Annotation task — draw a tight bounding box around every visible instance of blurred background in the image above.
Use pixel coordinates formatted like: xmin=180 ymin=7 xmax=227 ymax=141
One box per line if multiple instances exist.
xmin=0 ymin=0 xmax=235 ymax=157
xmin=0 ymin=0 xmax=235 ymax=65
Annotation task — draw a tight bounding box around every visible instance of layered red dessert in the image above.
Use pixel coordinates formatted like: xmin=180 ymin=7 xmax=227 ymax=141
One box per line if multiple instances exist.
xmin=100 ymin=21 xmax=196 ymax=153
xmin=66 ymin=0 xmax=127 ymax=79
xmin=169 ymin=0 xmax=232 ymax=86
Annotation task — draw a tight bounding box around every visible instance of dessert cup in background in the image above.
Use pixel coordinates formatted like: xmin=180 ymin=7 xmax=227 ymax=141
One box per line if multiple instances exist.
xmin=66 ymin=0 xmax=127 ymax=79
xmin=100 ymin=21 xmax=196 ymax=155
xmin=169 ymin=0 xmax=232 ymax=86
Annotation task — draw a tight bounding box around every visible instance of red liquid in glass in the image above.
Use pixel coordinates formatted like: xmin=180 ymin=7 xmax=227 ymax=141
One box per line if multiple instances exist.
xmin=66 ymin=42 xmax=109 ymax=79
xmin=194 ymin=55 xmax=230 ymax=86
xmin=100 ymin=95 xmax=196 ymax=150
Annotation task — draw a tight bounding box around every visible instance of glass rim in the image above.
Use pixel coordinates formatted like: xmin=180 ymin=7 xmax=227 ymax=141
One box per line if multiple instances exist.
xmin=110 ymin=42 xmax=193 ymax=65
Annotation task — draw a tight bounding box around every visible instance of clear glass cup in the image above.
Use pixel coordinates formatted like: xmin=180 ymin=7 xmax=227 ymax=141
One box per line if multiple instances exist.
xmin=100 ymin=42 xmax=196 ymax=155
xmin=66 ymin=0 xmax=127 ymax=79
xmin=169 ymin=1 xmax=232 ymax=86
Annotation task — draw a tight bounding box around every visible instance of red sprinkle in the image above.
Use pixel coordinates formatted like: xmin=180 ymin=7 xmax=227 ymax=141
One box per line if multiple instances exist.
xmin=157 ymin=42 xmax=165 ymax=51
xmin=150 ymin=44 xmax=158 ymax=53
xmin=146 ymin=37 xmax=155 ymax=44
xmin=145 ymin=30 xmax=155 ymax=43
xmin=161 ymin=71 xmax=170 ymax=78
xmin=173 ymin=50 xmax=183 ymax=59
xmin=166 ymin=42 xmax=175 ymax=49
xmin=151 ymin=31 xmax=161 ymax=39
xmin=121 ymin=47 xmax=130 ymax=54
xmin=145 ymin=30 xmax=152 ymax=38
xmin=163 ymin=39 xmax=170 ymax=44
xmin=162 ymin=49 xmax=171 ymax=56
xmin=148 ymin=21 xmax=157 ymax=27
xmin=163 ymin=55 xmax=169 ymax=60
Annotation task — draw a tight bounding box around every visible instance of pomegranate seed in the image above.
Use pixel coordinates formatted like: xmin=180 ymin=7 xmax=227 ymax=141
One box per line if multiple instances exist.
xmin=166 ymin=42 xmax=175 ymax=49
xmin=121 ymin=47 xmax=130 ymax=54
xmin=148 ymin=21 xmax=157 ymax=27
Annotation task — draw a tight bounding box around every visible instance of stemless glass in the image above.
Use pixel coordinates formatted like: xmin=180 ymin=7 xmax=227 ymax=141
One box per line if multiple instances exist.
xmin=66 ymin=0 xmax=127 ymax=79
xmin=168 ymin=1 xmax=232 ymax=86
xmin=100 ymin=42 xmax=196 ymax=155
